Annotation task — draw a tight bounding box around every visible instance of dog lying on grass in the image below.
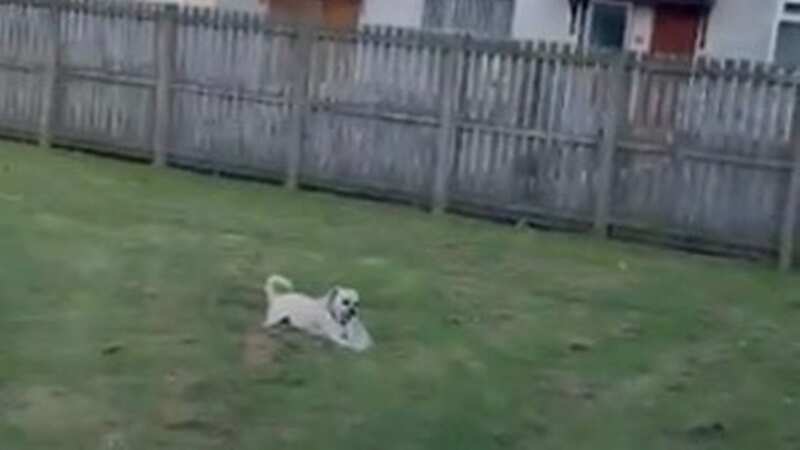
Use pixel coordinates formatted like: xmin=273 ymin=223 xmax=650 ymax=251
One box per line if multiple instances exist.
xmin=262 ymin=274 xmax=373 ymax=352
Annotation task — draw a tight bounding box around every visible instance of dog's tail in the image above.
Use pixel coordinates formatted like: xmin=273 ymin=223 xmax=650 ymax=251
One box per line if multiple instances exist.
xmin=265 ymin=274 xmax=293 ymax=302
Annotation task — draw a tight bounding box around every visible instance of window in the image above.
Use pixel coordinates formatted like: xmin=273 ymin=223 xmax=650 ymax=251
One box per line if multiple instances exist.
xmin=586 ymin=1 xmax=629 ymax=50
xmin=423 ymin=0 xmax=515 ymax=38
xmin=775 ymin=21 xmax=800 ymax=66
xmin=786 ymin=1 xmax=800 ymax=14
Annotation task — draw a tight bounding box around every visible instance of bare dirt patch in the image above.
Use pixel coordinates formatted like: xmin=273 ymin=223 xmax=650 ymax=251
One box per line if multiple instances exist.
xmin=157 ymin=369 xmax=203 ymax=429
xmin=156 ymin=369 xmax=235 ymax=443
xmin=242 ymin=326 xmax=278 ymax=370
xmin=5 ymin=386 xmax=118 ymax=438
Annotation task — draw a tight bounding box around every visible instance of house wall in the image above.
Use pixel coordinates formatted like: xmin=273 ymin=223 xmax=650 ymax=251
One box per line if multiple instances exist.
xmin=360 ymin=0 xmax=424 ymax=28
xmin=511 ymin=0 xmax=783 ymax=61
xmin=354 ymin=0 xmax=786 ymax=63
xmin=511 ymin=0 xmax=574 ymax=42
xmin=217 ymin=0 xmax=261 ymax=12
xmin=702 ymin=0 xmax=780 ymax=61
xmin=628 ymin=5 xmax=653 ymax=52
xmin=512 ymin=1 xmax=654 ymax=50
xmin=140 ymin=0 xmax=219 ymax=6
xmin=360 ymin=0 xmax=578 ymax=41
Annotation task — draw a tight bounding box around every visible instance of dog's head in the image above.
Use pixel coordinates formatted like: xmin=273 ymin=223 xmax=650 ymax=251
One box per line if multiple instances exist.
xmin=325 ymin=287 xmax=360 ymax=326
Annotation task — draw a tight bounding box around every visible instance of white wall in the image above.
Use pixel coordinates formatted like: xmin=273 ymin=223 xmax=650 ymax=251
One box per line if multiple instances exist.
xmin=702 ymin=0 xmax=780 ymax=61
xmin=628 ymin=5 xmax=653 ymax=52
xmin=359 ymin=0 xmax=582 ymax=43
xmin=360 ymin=0 xmax=424 ymax=28
xmin=512 ymin=0 xmax=574 ymax=43
xmin=144 ymin=0 xmax=219 ymax=6
xmin=217 ymin=0 xmax=260 ymax=12
xmin=361 ymin=0 xmax=571 ymax=38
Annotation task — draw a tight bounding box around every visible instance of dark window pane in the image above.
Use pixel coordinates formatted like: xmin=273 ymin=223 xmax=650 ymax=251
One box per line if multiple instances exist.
xmin=785 ymin=3 xmax=800 ymax=14
xmin=589 ymin=3 xmax=627 ymax=49
xmin=776 ymin=22 xmax=800 ymax=66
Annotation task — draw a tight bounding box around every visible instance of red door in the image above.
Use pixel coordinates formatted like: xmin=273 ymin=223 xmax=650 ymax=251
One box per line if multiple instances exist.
xmin=650 ymin=5 xmax=702 ymax=56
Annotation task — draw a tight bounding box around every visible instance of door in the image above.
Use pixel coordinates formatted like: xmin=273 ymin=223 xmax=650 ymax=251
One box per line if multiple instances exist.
xmin=651 ymin=5 xmax=702 ymax=56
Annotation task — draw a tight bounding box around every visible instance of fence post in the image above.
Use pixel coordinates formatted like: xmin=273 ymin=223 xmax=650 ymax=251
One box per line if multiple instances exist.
xmin=38 ymin=2 xmax=61 ymax=149
xmin=431 ymin=35 xmax=464 ymax=214
xmin=285 ymin=26 xmax=314 ymax=190
xmin=152 ymin=4 xmax=177 ymax=167
xmin=593 ymin=52 xmax=629 ymax=236
xmin=779 ymin=87 xmax=800 ymax=272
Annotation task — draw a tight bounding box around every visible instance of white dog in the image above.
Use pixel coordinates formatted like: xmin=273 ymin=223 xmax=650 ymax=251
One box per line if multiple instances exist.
xmin=262 ymin=275 xmax=373 ymax=352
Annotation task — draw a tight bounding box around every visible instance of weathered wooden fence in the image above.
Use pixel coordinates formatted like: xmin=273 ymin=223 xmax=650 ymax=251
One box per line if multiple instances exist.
xmin=2 ymin=0 xmax=800 ymax=269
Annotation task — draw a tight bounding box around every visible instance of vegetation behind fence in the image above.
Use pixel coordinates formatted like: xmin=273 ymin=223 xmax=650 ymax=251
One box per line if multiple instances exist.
xmin=2 ymin=0 xmax=800 ymax=269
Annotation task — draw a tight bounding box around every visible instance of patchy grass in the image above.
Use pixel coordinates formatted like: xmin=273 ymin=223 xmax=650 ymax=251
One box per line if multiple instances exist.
xmin=1 ymin=143 xmax=800 ymax=450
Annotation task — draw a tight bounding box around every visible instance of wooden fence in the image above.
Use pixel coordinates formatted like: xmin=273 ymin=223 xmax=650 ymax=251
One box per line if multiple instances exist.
xmin=2 ymin=0 xmax=800 ymax=270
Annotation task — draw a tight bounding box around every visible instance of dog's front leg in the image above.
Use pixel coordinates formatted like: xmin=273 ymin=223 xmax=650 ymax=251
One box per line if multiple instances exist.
xmin=328 ymin=333 xmax=352 ymax=349
xmin=320 ymin=321 xmax=351 ymax=349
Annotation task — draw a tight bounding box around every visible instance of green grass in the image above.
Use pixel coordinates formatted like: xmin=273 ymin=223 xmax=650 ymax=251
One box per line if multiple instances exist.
xmin=1 ymin=143 xmax=800 ymax=450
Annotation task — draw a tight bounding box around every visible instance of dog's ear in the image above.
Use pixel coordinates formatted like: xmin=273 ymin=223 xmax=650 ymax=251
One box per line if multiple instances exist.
xmin=325 ymin=288 xmax=340 ymax=319
xmin=326 ymin=287 xmax=340 ymax=304
xmin=325 ymin=288 xmax=339 ymax=315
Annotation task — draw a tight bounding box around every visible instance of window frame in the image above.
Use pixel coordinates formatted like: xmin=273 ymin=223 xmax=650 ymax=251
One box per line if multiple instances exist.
xmin=774 ymin=20 xmax=800 ymax=66
xmin=770 ymin=1 xmax=800 ymax=63
xmin=584 ymin=0 xmax=633 ymax=51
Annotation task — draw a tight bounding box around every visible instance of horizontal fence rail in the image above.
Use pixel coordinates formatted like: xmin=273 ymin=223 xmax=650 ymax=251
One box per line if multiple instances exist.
xmin=1 ymin=0 xmax=800 ymax=269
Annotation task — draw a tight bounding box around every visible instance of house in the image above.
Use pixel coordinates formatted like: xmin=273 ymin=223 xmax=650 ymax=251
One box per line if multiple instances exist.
xmin=166 ymin=0 xmax=799 ymax=64
xmin=356 ymin=0 xmax=798 ymax=64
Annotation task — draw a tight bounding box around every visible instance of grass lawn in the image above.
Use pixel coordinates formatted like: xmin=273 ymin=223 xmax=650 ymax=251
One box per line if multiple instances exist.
xmin=1 ymin=143 xmax=800 ymax=450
